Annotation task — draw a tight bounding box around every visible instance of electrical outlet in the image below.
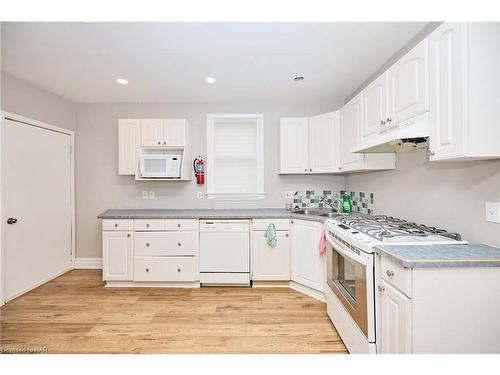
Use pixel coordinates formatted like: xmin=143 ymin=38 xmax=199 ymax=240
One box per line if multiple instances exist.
xmin=197 ymin=191 xmax=203 ymax=200
xmin=148 ymin=191 xmax=155 ymax=200
xmin=485 ymin=202 xmax=500 ymax=223
xmin=285 ymin=191 xmax=294 ymax=199
xmin=142 ymin=191 xmax=149 ymax=199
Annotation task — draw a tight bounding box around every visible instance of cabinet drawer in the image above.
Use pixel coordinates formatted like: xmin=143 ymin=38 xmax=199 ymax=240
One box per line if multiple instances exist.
xmin=102 ymin=219 xmax=134 ymax=231
xmin=134 ymin=219 xmax=164 ymax=231
xmin=133 ymin=256 xmax=197 ymax=282
xmin=381 ymin=256 xmax=413 ymax=297
xmin=164 ymin=219 xmax=197 ymax=231
xmin=134 ymin=232 xmax=197 ymax=256
xmin=252 ymin=219 xmax=290 ymax=231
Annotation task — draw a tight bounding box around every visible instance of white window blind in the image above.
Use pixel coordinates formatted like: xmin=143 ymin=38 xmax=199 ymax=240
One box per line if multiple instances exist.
xmin=207 ymin=114 xmax=264 ymax=199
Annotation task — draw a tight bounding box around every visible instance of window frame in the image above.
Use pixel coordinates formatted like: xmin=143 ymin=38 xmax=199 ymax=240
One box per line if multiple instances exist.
xmin=206 ymin=114 xmax=265 ymax=200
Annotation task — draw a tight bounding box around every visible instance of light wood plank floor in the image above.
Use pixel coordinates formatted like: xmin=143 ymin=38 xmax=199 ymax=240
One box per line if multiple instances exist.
xmin=0 ymin=270 xmax=347 ymax=354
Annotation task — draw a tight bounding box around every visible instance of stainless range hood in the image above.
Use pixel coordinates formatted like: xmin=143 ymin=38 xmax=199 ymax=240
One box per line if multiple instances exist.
xmin=351 ymin=112 xmax=430 ymax=153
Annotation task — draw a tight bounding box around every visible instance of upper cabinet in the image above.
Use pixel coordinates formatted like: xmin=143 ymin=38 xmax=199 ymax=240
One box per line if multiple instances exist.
xmin=140 ymin=119 xmax=187 ymax=147
xmin=280 ymin=112 xmax=340 ymax=174
xmin=362 ymin=72 xmax=389 ymax=138
xmin=428 ymin=22 xmax=500 ymax=160
xmin=339 ymin=95 xmax=396 ymax=172
xmin=387 ymin=39 xmax=429 ymax=125
xmin=118 ymin=119 xmax=141 ymax=175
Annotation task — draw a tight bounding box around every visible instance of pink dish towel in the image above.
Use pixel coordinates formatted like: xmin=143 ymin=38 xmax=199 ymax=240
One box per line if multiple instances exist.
xmin=318 ymin=229 xmax=327 ymax=256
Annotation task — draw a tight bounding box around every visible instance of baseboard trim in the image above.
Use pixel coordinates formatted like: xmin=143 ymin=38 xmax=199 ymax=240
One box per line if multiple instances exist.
xmin=74 ymin=257 xmax=102 ymax=269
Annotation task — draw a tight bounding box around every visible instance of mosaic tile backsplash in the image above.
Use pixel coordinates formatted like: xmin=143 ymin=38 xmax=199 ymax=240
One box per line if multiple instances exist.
xmin=291 ymin=189 xmax=374 ymax=214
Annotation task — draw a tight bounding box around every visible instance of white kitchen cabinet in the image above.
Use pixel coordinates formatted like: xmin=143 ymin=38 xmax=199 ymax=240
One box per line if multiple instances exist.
xmin=252 ymin=230 xmax=290 ymax=281
xmin=379 ymin=280 xmax=413 ymax=354
xmin=339 ymin=96 xmax=396 ymax=172
xmin=290 ymin=219 xmax=325 ymax=292
xmin=388 ymin=38 xmax=429 ymax=125
xmin=118 ymin=119 xmax=141 ymax=175
xmin=429 ymin=22 xmax=500 ymax=160
xmin=140 ymin=119 xmax=187 ymax=147
xmin=280 ymin=112 xmax=339 ymax=174
xmin=362 ymin=72 xmax=389 ymax=138
xmin=279 ymin=117 xmax=310 ymax=173
xmin=140 ymin=119 xmax=164 ymax=147
xmin=102 ymin=230 xmax=133 ymax=281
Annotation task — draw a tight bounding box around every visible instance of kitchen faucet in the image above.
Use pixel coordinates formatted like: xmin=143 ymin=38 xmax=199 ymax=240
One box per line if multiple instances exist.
xmin=320 ymin=195 xmax=339 ymax=212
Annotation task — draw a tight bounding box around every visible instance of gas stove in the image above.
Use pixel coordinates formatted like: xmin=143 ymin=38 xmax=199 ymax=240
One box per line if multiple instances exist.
xmin=325 ymin=213 xmax=466 ymax=253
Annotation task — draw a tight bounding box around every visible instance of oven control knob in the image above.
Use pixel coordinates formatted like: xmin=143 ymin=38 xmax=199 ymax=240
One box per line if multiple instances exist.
xmin=386 ymin=270 xmax=395 ymax=277
xmin=377 ymin=285 xmax=385 ymax=292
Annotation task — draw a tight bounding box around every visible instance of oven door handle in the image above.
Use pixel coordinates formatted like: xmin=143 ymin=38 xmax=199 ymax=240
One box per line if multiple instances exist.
xmin=328 ymin=239 xmax=370 ymax=267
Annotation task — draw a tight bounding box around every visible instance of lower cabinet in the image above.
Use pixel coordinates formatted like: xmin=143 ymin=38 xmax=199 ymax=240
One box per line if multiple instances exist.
xmin=379 ymin=280 xmax=413 ymax=354
xmin=252 ymin=230 xmax=290 ymax=281
xmin=290 ymin=219 xmax=325 ymax=292
xmin=102 ymin=231 xmax=133 ymax=281
xmin=133 ymin=256 xmax=197 ymax=282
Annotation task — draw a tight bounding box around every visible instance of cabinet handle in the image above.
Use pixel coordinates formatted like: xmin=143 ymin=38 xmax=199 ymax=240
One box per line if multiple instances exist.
xmin=177 ymin=268 xmax=181 ymax=272
xmin=378 ymin=285 xmax=385 ymax=292
xmin=177 ymin=242 xmax=181 ymax=246
xmin=146 ymin=268 xmax=150 ymax=272
xmin=7 ymin=218 xmax=18 ymax=224
xmin=127 ymin=234 xmax=131 ymax=238
xmin=146 ymin=243 xmax=150 ymax=247
xmin=386 ymin=270 xmax=395 ymax=277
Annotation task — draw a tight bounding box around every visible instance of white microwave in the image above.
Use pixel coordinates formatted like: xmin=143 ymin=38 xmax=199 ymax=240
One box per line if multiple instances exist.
xmin=139 ymin=154 xmax=182 ymax=178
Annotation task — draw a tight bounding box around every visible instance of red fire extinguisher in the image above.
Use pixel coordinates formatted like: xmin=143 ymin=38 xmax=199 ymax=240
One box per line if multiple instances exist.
xmin=193 ymin=156 xmax=205 ymax=185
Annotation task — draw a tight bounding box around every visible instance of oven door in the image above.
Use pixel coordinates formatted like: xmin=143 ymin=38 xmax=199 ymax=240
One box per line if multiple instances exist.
xmin=327 ymin=236 xmax=374 ymax=340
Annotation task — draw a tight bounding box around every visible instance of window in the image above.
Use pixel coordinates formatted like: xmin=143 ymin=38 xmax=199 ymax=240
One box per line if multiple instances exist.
xmin=206 ymin=114 xmax=264 ymax=200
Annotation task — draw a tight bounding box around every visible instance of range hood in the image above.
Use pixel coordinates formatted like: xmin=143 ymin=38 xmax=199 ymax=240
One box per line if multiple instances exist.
xmin=351 ymin=112 xmax=430 ymax=153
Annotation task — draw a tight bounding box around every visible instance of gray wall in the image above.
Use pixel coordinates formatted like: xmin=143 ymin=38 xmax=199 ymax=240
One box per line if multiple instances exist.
xmin=345 ymin=150 xmax=500 ymax=247
xmin=75 ymin=101 xmax=346 ymax=258
xmin=1 ymin=71 xmax=76 ymax=131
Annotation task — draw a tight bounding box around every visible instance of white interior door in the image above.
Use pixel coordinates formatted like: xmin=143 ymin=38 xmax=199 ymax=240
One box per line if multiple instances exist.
xmin=4 ymin=119 xmax=72 ymax=301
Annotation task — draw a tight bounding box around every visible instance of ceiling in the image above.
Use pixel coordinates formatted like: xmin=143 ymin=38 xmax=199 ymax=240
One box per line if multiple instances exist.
xmin=1 ymin=22 xmax=428 ymax=104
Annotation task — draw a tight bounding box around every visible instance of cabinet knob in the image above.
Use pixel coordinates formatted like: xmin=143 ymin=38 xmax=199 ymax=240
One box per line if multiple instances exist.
xmin=127 ymin=234 xmax=131 ymax=238
xmin=380 ymin=120 xmax=386 ymax=126
xmin=428 ymin=150 xmax=436 ymax=156
xmin=177 ymin=242 xmax=181 ymax=246
xmin=304 ymin=169 xmax=307 ymax=172
xmin=387 ymin=117 xmax=392 ymax=123
xmin=114 ymin=223 xmax=118 ymax=227
xmin=146 ymin=243 xmax=150 ymax=247
xmin=177 ymin=223 xmax=181 ymax=228
xmin=146 ymin=224 xmax=150 ymax=227
xmin=309 ymin=168 xmax=312 ymax=172
xmin=386 ymin=269 xmax=395 ymax=277
xmin=157 ymin=141 xmax=161 ymax=145
xmin=338 ymin=166 xmax=342 ymax=170
xmin=163 ymin=141 xmax=167 ymax=145
xmin=146 ymin=268 xmax=150 ymax=272
xmin=378 ymin=285 xmax=385 ymax=292
xmin=291 ymin=220 xmax=294 ymax=224
xmin=177 ymin=268 xmax=181 ymax=272
xmin=285 ymin=233 xmax=289 ymax=237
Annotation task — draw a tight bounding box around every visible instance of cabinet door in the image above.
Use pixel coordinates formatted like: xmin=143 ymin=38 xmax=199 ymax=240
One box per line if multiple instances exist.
xmin=118 ymin=119 xmax=140 ymax=175
xmin=102 ymin=231 xmax=133 ymax=281
xmin=379 ymin=280 xmax=413 ymax=354
xmin=362 ymin=72 xmax=389 ymax=138
xmin=308 ymin=112 xmax=339 ymax=173
xmin=252 ymin=231 xmax=290 ymax=281
xmin=164 ymin=119 xmax=186 ymax=147
xmin=428 ymin=23 xmax=466 ymax=160
xmin=339 ymin=95 xmax=364 ymax=171
xmin=280 ymin=118 xmax=309 ymax=173
xmin=290 ymin=220 xmax=325 ymax=292
xmin=140 ymin=119 xmax=164 ymax=147
xmin=388 ymin=38 xmax=429 ymax=125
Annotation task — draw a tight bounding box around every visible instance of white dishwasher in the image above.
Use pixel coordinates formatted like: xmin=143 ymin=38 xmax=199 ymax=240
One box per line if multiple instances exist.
xmin=199 ymin=220 xmax=250 ymax=285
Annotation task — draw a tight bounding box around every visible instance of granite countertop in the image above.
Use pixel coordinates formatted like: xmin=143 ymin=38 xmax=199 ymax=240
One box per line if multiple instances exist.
xmin=375 ymin=244 xmax=500 ymax=268
xmin=97 ymin=208 xmax=328 ymax=222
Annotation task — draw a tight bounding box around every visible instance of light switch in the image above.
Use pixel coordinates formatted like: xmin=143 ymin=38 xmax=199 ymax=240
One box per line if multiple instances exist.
xmin=148 ymin=191 xmax=155 ymax=200
xmin=142 ymin=191 xmax=149 ymax=199
xmin=197 ymin=191 xmax=203 ymax=200
xmin=485 ymin=202 xmax=500 ymax=223
xmin=285 ymin=191 xmax=294 ymax=199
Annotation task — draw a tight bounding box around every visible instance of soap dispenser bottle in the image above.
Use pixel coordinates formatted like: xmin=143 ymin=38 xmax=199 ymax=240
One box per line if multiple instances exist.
xmin=342 ymin=193 xmax=352 ymax=213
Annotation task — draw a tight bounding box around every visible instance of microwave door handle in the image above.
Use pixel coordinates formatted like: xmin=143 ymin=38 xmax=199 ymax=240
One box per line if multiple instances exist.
xmin=329 ymin=239 xmax=368 ymax=267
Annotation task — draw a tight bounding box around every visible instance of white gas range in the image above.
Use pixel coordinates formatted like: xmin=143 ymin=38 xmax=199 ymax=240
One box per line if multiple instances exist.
xmin=323 ymin=214 xmax=466 ymax=354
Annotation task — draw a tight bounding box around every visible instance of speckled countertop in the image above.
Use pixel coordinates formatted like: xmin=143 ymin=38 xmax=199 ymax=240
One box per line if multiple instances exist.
xmin=97 ymin=208 xmax=328 ymax=222
xmin=375 ymin=244 xmax=500 ymax=268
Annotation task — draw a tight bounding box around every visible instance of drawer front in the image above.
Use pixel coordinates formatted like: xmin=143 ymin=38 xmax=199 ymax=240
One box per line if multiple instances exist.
xmin=252 ymin=219 xmax=290 ymax=231
xmin=381 ymin=256 xmax=413 ymax=297
xmin=134 ymin=219 xmax=164 ymax=231
xmin=164 ymin=219 xmax=197 ymax=231
xmin=103 ymin=219 xmax=134 ymax=231
xmin=134 ymin=232 xmax=197 ymax=256
xmin=133 ymin=256 xmax=197 ymax=282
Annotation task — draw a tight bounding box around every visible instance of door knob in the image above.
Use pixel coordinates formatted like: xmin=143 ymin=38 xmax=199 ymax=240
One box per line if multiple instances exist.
xmin=7 ymin=218 xmax=18 ymax=224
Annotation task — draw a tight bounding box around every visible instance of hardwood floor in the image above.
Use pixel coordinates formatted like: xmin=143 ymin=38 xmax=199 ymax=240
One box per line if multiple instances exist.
xmin=0 ymin=270 xmax=347 ymax=354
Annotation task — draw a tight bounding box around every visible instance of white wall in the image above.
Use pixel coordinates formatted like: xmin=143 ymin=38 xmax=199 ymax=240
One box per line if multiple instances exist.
xmin=1 ymin=72 xmax=76 ymax=131
xmin=75 ymin=101 xmax=345 ymax=258
xmin=345 ymin=149 xmax=500 ymax=247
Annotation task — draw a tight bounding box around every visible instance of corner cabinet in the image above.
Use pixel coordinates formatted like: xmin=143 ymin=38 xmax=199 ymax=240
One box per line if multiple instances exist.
xmin=339 ymin=95 xmax=396 ymax=172
xmin=428 ymin=22 xmax=500 ymax=160
xmin=280 ymin=112 xmax=340 ymax=174
xmin=290 ymin=219 xmax=325 ymax=292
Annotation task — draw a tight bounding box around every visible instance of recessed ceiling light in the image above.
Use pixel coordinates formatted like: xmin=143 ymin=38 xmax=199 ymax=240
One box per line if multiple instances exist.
xmin=116 ymin=78 xmax=128 ymax=85
xmin=205 ymin=77 xmax=216 ymax=84
xmin=293 ymin=76 xmax=305 ymax=82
